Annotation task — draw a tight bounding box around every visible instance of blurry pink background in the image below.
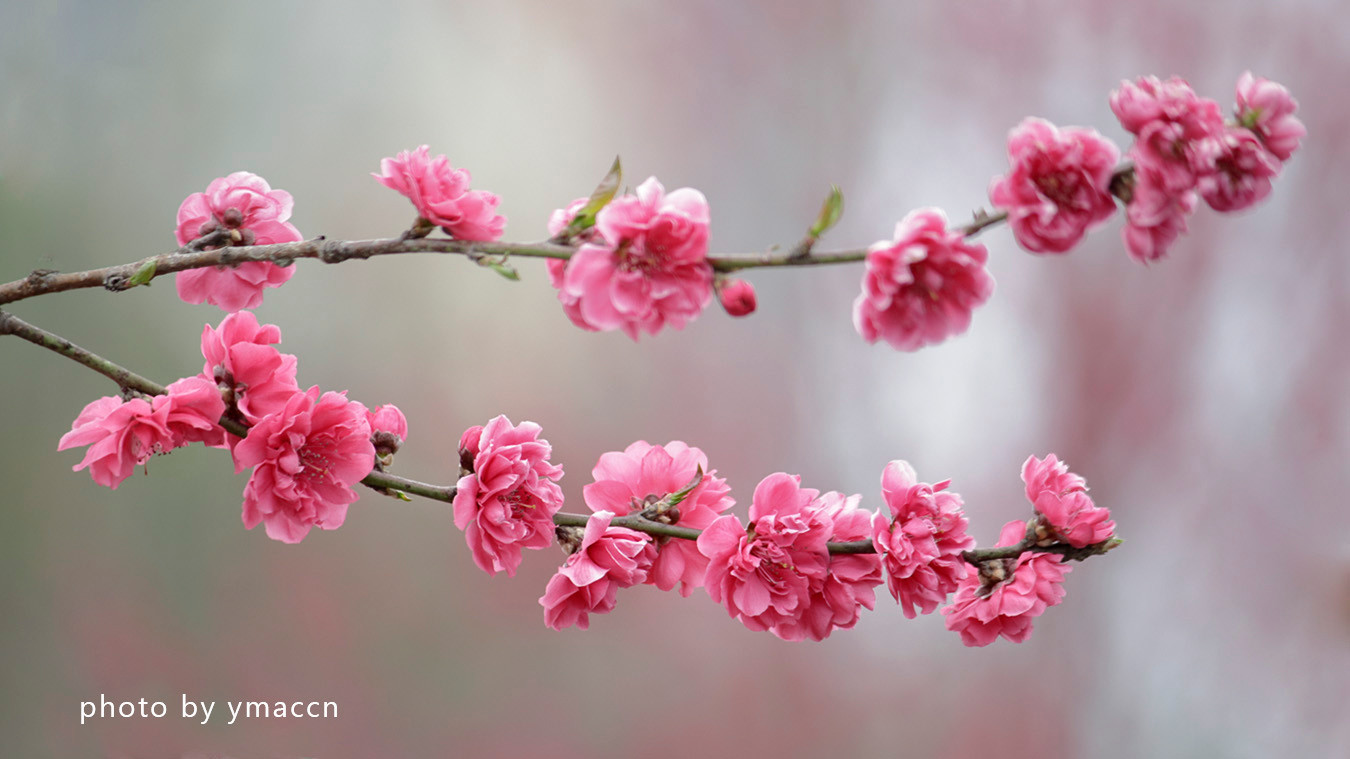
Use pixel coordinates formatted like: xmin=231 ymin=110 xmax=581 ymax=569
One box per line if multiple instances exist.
xmin=2 ymin=1 xmax=1347 ymax=756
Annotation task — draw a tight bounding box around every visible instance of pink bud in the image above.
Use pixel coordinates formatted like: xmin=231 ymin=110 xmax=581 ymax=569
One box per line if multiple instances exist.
xmin=717 ymin=278 xmax=757 ymax=317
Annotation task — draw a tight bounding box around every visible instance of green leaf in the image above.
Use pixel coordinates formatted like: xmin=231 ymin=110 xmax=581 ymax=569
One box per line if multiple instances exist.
xmin=126 ymin=259 xmax=157 ymax=288
xmin=480 ymin=258 xmax=520 ymax=281
xmin=666 ymin=466 xmax=704 ymax=509
xmin=565 ymin=156 xmax=623 ymax=236
xmin=808 ymin=185 xmax=844 ymax=238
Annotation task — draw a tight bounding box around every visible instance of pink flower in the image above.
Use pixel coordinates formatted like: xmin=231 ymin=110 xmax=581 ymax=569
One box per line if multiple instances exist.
xmin=199 ymin=311 xmax=300 ymax=432
xmin=1235 ymin=72 xmax=1305 ymax=162
xmin=988 ymin=118 xmax=1121 ymax=254
xmin=582 ymin=441 xmax=734 ymax=596
xmin=372 ymin=146 xmax=506 ymax=241
xmin=58 ymin=378 xmax=226 ymax=490
xmin=453 ymin=416 xmax=565 ymax=577
xmin=773 ymin=491 xmax=883 ymax=642
xmin=716 ymin=278 xmax=757 ymax=317
xmin=550 ymin=177 xmax=714 ymax=340
xmin=1197 ymin=127 xmax=1281 ymax=213
xmin=539 ymin=511 xmax=657 ymax=631
xmin=852 ymin=208 xmax=995 ymax=351
xmin=1022 ymin=454 xmax=1114 ymax=548
xmin=941 ymin=520 xmax=1071 ymax=647
xmin=871 ymin=460 xmax=974 ymax=618
xmin=1120 ymin=163 xmax=1199 ymax=263
xmin=697 ymin=473 xmax=834 ymax=637
xmin=232 ymin=387 xmax=374 ymax=544
xmin=1110 ymin=76 xmax=1224 ymax=193
xmin=174 ymin=171 xmax=301 ymax=312
xmin=366 ymin=404 xmax=408 ymax=458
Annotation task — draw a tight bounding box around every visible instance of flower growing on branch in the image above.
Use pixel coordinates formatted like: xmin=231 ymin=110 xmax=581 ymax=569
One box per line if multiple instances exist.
xmin=1111 ymin=76 xmax=1225 ymax=194
xmin=1197 ymin=126 xmax=1281 ymax=213
xmin=871 ymin=461 xmax=974 ymax=618
xmin=773 ymin=491 xmax=882 ymax=642
xmin=367 ymin=404 xmax=408 ymax=460
xmin=174 ymin=171 xmax=301 ymax=312
xmin=1120 ymin=164 xmax=1199 ymax=263
xmin=549 ymin=177 xmax=714 ymax=340
xmin=232 ymin=387 xmax=375 ymax=544
xmin=852 ymin=208 xmax=995 ymax=351
xmin=697 ymin=473 xmax=834 ymax=639
xmin=942 ymin=519 xmax=1071 ymax=647
xmin=199 ymin=311 xmax=300 ymax=436
xmin=57 ymin=376 xmax=227 ymax=489
xmin=988 ymin=118 xmax=1121 ymax=254
xmin=539 ymin=511 xmax=657 ymax=630
xmin=373 ymin=146 xmax=506 ymax=241
xmin=453 ymin=416 xmax=565 ymax=577
xmin=1234 ymin=71 xmax=1305 ymax=162
xmin=1022 ymin=454 xmax=1113 ymax=548
xmin=715 ymin=278 xmax=757 ymax=317
xmin=582 ymin=441 xmax=734 ymax=596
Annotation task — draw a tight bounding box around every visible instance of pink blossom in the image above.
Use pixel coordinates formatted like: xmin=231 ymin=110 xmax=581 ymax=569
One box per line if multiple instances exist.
xmin=1235 ymin=71 xmax=1305 ymax=162
xmin=852 ymin=208 xmax=995 ymax=351
xmin=941 ymin=520 xmax=1071 ymax=647
xmin=232 ymin=387 xmax=374 ymax=544
xmin=550 ymin=177 xmax=714 ymax=340
xmin=774 ymin=491 xmax=883 ymax=642
xmin=199 ymin=311 xmax=300 ymax=433
xmin=372 ymin=146 xmax=505 ymax=241
xmin=366 ymin=404 xmax=408 ymax=458
xmin=1197 ymin=127 xmax=1281 ymax=213
xmin=452 ymin=416 xmax=565 ymax=577
xmin=582 ymin=441 xmax=734 ymax=596
xmin=988 ymin=118 xmax=1121 ymax=254
xmin=174 ymin=171 xmax=301 ymax=312
xmin=697 ymin=473 xmax=833 ymax=637
xmin=1022 ymin=454 xmax=1114 ymax=548
xmin=871 ymin=460 xmax=974 ymax=618
xmin=58 ymin=378 xmax=226 ymax=490
xmin=1110 ymin=76 xmax=1224 ymax=193
xmin=1120 ymin=163 xmax=1198 ymax=263
xmin=716 ymin=278 xmax=757 ymax=317
xmin=539 ymin=511 xmax=657 ymax=631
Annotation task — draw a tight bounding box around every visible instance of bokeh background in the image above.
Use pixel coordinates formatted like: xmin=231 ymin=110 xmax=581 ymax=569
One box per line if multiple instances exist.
xmin=2 ymin=1 xmax=1348 ymax=757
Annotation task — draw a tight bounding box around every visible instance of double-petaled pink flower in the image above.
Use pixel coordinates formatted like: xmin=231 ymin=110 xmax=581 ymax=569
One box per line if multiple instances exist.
xmin=582 ymin=440 xmax=734 ymax=596
xmin=1197 ymin=126 xmax=1281 ymax=213
xmin=373 ymin=146 xmax=506 ymax=241
xmin=941 ymin=519 xmax=1071 ymax=646
xmin=697 ymin=473 xmax=834 ymax=638
xmin=539 ymin=511 xmax=657 ymax=630
xmin=989 ymin=118 xmax=1121 ymax=254
xmin=1022 ymin=454 xmax=1113 ymax=548
xmin=1235 ymin=71 xmax=1305 ymax=162
xmin=232 ymin=387 xmax=374 ymax=544
xmin=549 ymin=177 xmax=714 ymax=340
xmin=453 ymin=416 xmax=565 ymax=577
xmin=1111 ymin=76 xmax=1225 ymax=194
xmin=773 ymin=491 xmax=882 ymax=642
xmin=199 ymin=312 xmax=300 ymax=438
xmin=1120 ymin=163 xmax=1199 ymax=263
xmin=853 ymin=208 xmax=995 ymax=351
xmin=58 ymin=377 xmax=227 ymax=490
xmin=174 ymin=171 xmax=301 ymax=312
xmin=871 ymin=460 xmax=974 ymax=618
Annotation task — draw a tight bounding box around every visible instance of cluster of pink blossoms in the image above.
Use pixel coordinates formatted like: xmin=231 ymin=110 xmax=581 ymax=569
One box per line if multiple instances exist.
xmin=1111 ymin=72 xmax=1303 ymax=262
xmin=447 ymin=417 xmax=1116 ymax=645
xmin=59 ymin=300 xmax=406 ymax=544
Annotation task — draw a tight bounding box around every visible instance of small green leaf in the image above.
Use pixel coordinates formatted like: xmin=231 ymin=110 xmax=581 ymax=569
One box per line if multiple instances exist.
xmin=126 ymin=259 xmax=157 ymax=287
xmin=565 ymin=156 xmax=623 ymax=236
xmin=666 ymin=466 xmax=704 ymax=509
xmin=481 ymin=258 xmax=520 ymax=281
xmin=808 ymin=185 xmax=844 ymax=238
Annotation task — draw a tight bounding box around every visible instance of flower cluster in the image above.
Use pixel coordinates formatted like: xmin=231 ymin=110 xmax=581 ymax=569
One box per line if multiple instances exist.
xmin=58 ymin=307 xmax=403 ymax=545
xmin=1112 ymin=73 xmax=1302 ymax=262
xmin=373 ymin=145 xmax=506 ymax=241
xmin=942 ymin=519 xmax=1072 ymax=646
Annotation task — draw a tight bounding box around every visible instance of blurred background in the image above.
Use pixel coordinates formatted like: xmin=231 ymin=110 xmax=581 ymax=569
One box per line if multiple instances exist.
xmin=2 ymin=1 xmax=1347 ymax=756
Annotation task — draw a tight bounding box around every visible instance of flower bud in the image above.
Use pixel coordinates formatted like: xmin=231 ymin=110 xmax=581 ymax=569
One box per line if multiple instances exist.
xmin=717 ymin=278 xmax=757 ymax=317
